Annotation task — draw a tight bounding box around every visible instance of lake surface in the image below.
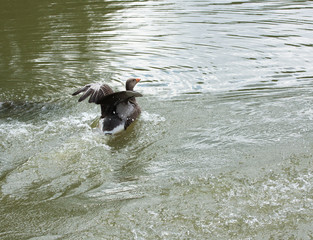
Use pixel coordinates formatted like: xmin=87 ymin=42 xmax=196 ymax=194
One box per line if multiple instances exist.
xmin=1 ymin=0 xmax=313 ymax=239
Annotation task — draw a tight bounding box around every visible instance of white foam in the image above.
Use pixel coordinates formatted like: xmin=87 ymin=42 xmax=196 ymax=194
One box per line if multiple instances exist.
xmin=140 ymin=111 xmax=166 ymax=123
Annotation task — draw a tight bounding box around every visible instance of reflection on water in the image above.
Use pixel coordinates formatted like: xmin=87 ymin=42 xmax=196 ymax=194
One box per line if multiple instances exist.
xmin=2 ymin=0 xmax=313 ymax=101
xmin=1 ymin=0 xmax=313 ymax=239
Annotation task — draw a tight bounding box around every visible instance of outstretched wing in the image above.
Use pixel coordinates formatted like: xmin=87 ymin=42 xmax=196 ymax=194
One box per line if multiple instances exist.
xmin=72 ymin=83 xmax=114 ymax=104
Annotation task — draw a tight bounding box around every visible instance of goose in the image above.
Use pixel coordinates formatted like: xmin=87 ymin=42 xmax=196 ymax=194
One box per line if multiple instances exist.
xmin=72 ymin=78 xmax=142 ymax=134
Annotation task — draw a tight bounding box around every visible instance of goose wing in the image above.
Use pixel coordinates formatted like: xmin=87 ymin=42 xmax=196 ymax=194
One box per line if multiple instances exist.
xmin=99 ymin=91 xmax=142 ymax=117
xmin=98 ymin=91 xmax=142 ymax=106
xmin=72 ymin=83 xmax=114 ymax=104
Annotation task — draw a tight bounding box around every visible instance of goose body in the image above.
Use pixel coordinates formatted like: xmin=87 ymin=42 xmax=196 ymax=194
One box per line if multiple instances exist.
xmin=72 ymin=78 xmax=142 ymax=134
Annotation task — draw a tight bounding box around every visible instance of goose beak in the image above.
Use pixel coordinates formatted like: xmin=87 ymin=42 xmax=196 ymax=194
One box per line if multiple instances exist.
xmin=136 ymin=78 xmax=141 ymax=83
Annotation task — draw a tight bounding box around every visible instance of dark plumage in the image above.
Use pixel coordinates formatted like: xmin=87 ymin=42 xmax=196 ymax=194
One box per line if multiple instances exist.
xmin=72 ymin=78 xmax=142 ymax=134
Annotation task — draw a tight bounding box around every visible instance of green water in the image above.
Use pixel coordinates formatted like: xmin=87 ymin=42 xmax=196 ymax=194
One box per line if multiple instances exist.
xmin=1 ymin=1 xmax=312 ymax=239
